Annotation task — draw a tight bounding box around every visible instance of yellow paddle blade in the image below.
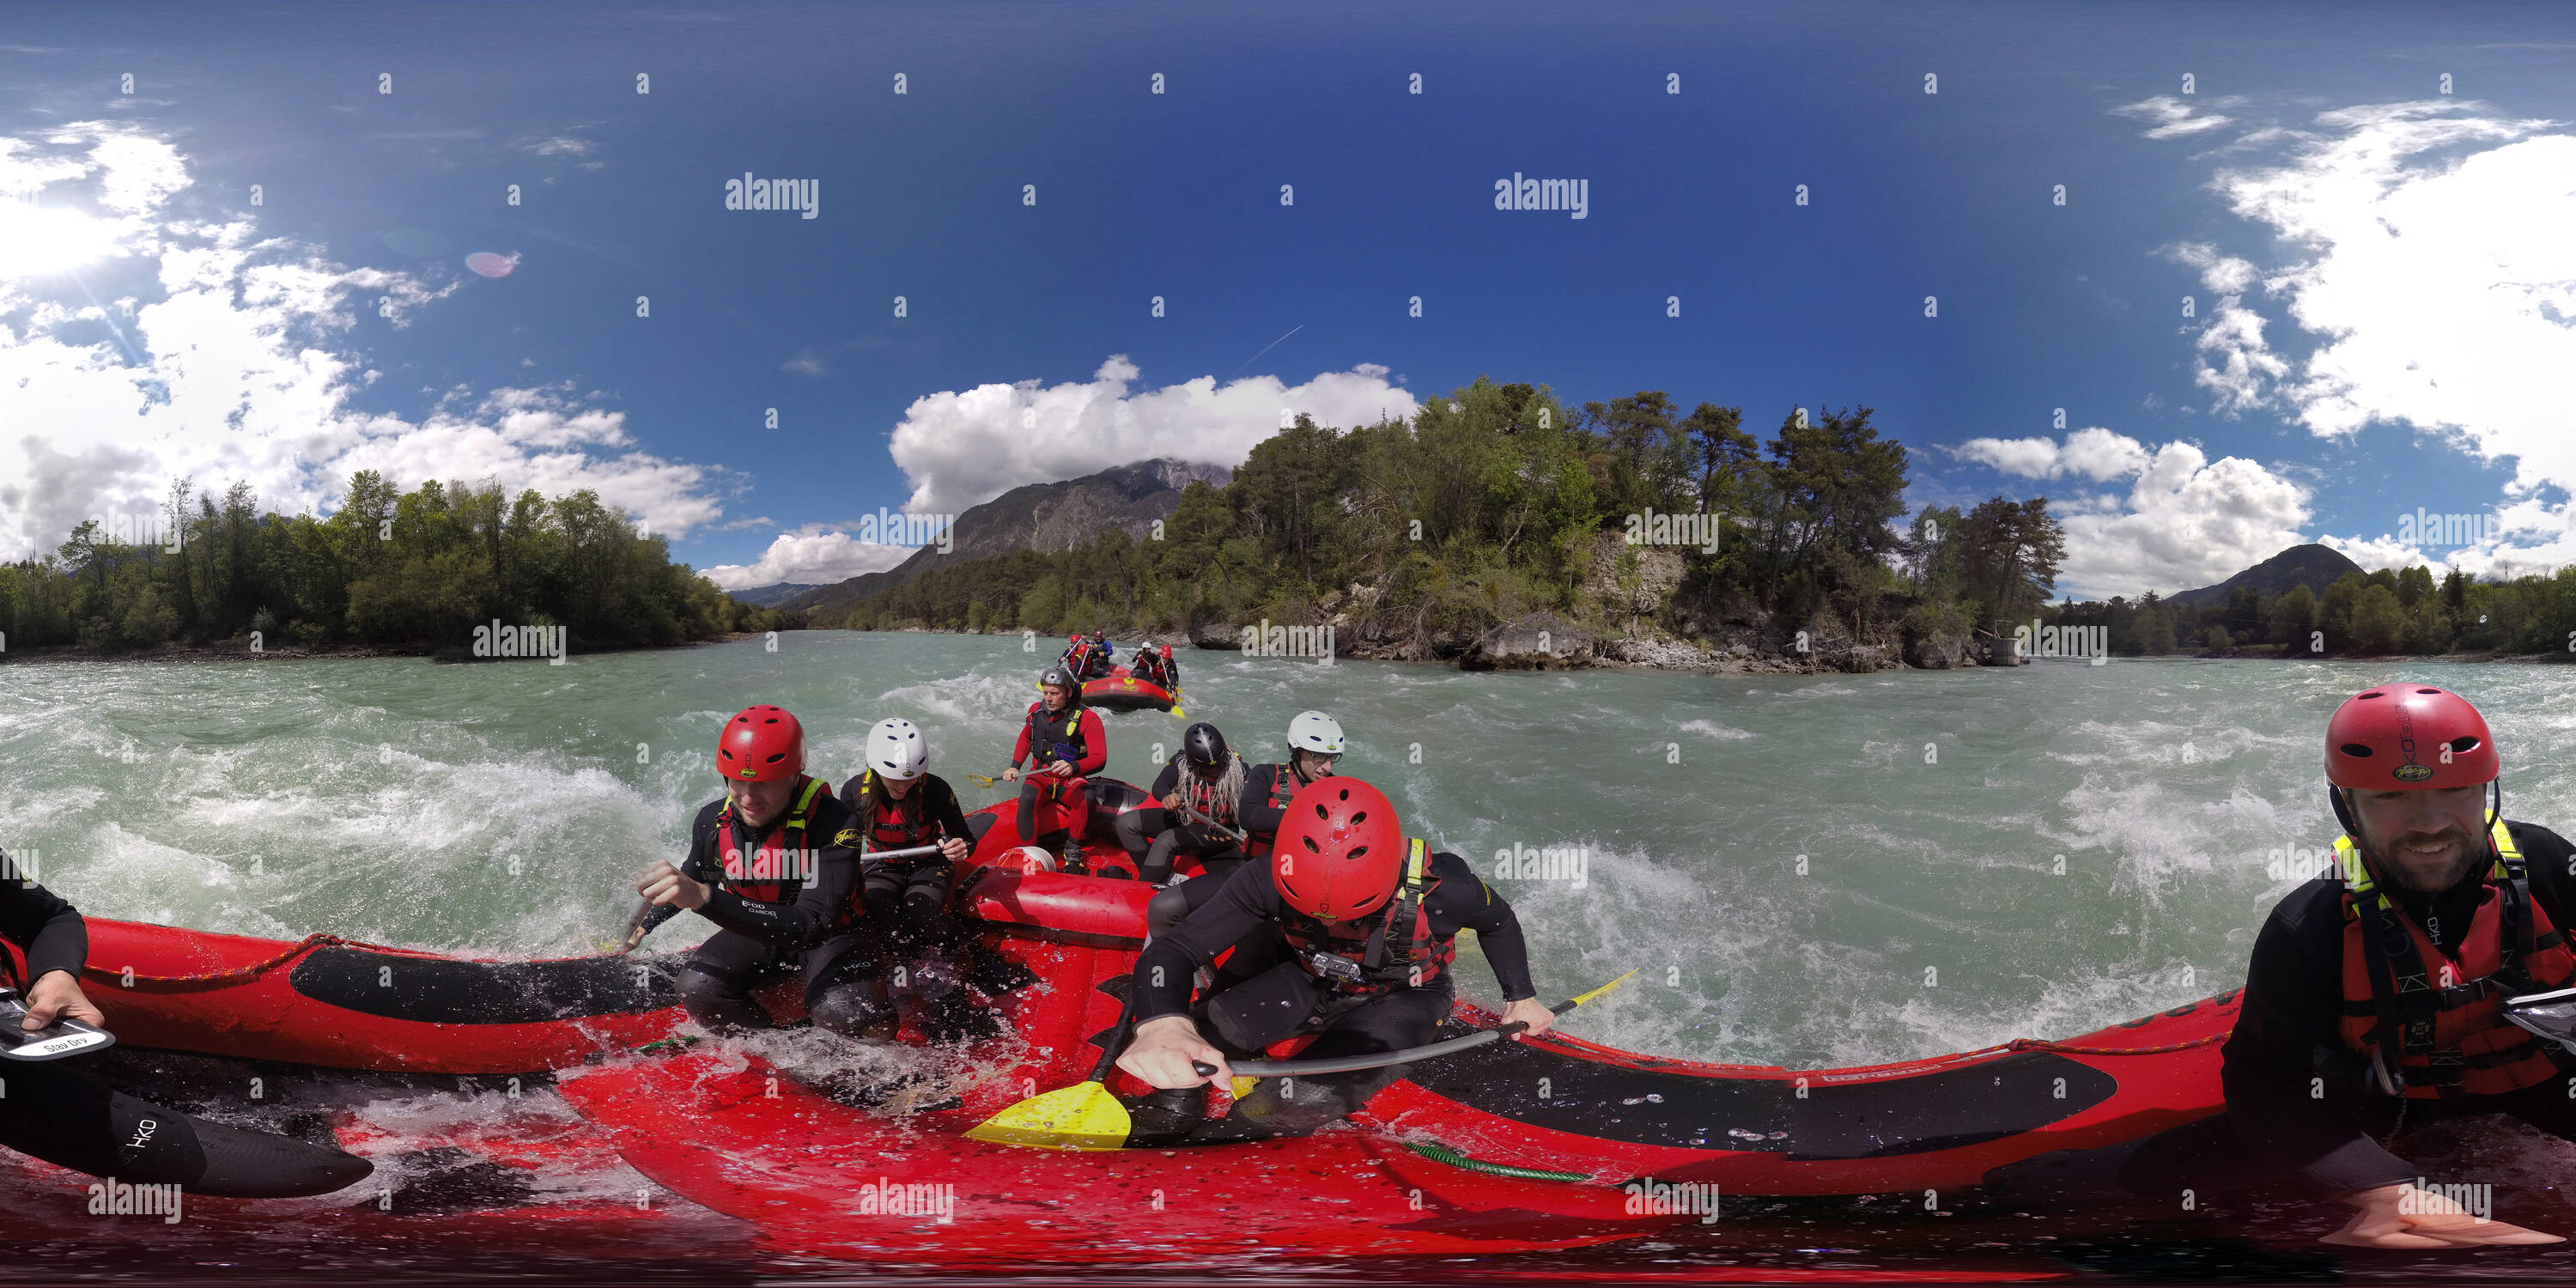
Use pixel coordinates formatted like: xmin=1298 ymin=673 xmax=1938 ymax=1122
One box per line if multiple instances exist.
xmin=1230 ymin=1075 xmax=1258 ymax=1100
xmin=1570 ymin=969 xmax=1639 ymax=1009
xmin=963 ymin=1079 xmax=1132 ymax=1151
xmin=1170 ymin=705 xmax=1185 ymax=718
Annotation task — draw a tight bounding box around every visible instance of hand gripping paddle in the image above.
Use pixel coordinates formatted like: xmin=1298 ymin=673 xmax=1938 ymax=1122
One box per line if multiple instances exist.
xmin=0 ymin=985 xmax=115 ymax=1061
xmin=969 ymin=969 xmax=1637 ymax=1151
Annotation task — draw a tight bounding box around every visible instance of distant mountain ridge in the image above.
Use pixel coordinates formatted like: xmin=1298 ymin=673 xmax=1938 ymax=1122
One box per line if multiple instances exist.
xmin=2166 ymin=543 xmax=2366 ymax=609
xmin=725 ymin=582 xmax=823 ymax=608
xmin=785 ymin=459 xmax=1231 ymax=617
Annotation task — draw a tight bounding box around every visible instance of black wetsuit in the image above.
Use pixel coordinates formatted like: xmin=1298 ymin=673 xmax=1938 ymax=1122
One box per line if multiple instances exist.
xmin=0 ymin=861 xmax=371 ymax=1197
xmin=1991 ymin=819 xmax=2576 ymax=1205
xmin=839 ymin=773 xmax=975 ymax=951
xmin=1113 ymin=756 xmax=1251 ymax=885
xmin=636 ymin=784 xmax=878 ymax=1036
xmin=1131 ymin=853 xmax=1537 ymax=1142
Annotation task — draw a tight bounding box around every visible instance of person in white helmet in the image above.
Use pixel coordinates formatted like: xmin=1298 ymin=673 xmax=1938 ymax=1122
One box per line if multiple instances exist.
xmin=835 ymin=719 xmax=1000 ymax=1040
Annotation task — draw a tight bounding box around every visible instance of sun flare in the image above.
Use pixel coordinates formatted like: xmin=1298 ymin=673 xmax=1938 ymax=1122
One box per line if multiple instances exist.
xmin=0 ymin=201 xmax=119 ymax=279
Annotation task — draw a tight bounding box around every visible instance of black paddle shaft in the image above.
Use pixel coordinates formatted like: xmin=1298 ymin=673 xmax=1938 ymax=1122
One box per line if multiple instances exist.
xmin=1188 ymin=997 xmax=1581 ymax=1079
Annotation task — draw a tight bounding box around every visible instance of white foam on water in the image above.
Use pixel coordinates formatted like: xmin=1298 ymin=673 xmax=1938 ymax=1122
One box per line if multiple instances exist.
xmin=1675 ymin=719 xmax=1754 ymax=741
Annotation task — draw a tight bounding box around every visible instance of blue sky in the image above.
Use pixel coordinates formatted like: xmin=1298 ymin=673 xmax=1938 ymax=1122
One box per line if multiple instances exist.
xmin=2 ymin=1 xmax=2571 ymax=600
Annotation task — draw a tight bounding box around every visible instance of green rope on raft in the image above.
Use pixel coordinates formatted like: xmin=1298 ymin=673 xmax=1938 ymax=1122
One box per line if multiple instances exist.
xmin=1403 ymin=1139 xmax=1590 ymax=1183
xmin=629 ymin=1033 xmax=702 ymax=1055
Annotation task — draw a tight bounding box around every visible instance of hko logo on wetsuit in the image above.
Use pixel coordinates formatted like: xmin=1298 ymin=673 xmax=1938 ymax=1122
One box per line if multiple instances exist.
xmin=2335 ymin=819 xmax=2576 ymax=1098
xmin=1280 ymin=838 xmax=1455 ymax=993
xmin=714 ymin=776 xmax=830 ymax=902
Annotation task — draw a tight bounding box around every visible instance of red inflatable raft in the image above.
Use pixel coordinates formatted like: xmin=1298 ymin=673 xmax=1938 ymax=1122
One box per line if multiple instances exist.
xmin=1080 ymin=664 xmax=1181 ymax=714
xmin=27 ymin=787 xmax=2239 ymax=1197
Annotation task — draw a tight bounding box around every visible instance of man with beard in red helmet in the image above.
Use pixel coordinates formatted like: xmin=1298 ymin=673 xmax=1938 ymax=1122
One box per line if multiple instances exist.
xmin=1115 ymin=776 xmax=1554 ymax=1143
xmin=630 ymin=705 xmax=883 ymax=1038
xmin=1987 ymin=684 xmax=2570 ymax=1249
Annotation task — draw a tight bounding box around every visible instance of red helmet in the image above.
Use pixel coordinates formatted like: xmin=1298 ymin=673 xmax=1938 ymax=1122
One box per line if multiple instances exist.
xmin=1271 ymin=776 xmax=1405 ymax=922
xmin=2324 ymin=684 xmax=2497 ymax=790
xmin=717 ymin=704 xmax=805 ymax=782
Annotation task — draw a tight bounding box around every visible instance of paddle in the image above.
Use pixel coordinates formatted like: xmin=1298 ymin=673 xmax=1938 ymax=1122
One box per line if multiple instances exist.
xmin=968 ymin=969 xmax=1636 ymax=1151
xmin=0 ymin=985 xmax=115 ymax=1062
xmin=608 ymin=843 xmax=950 ymax=954
xmin=963 ymin=988 xmax=1142 ymax=1151
xmin=1206 ymin=969 xmax=1637 ymax=1078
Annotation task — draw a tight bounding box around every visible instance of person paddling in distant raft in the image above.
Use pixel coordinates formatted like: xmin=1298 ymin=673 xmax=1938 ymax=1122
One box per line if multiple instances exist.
xmin=1132 ymin=639 xmax=1177 ymax=692
xmin=1000 ymin=666 xmax=1108 ymax=869
xmin=631 ymin=705 xmax=884 ymax=1038
xmin=1114 ymin=775 xmax=1554 ymax=1144
xmin=1988 ymin=684 xmax=2573 ymax=1249
xmin=838 ymin=718 xmax=1017 ymax=1036
xmin=1113 ymin=722 xmax=1251 ymax=885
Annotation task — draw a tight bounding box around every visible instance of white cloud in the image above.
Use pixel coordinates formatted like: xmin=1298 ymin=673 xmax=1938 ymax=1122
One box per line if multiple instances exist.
xmin=1959 ymin=430 xmax=2312 ymax=598
xmin=2111 ymin=94 xmax=2235 ymax=140
xmin=0 ymin=121 xmax=732 ymax=561
xmin=700 ymin=526 xmax=912 ymax=590
xmin=1953 ymin=427 xmax=2151 ymax=481
xmin=2163 ymin=104 xmax=2576 ymax=473
xmin=522 ymin=136 xmax=595 ymax=157
xmin=886 ymin=355 xmax=1418 ymax=513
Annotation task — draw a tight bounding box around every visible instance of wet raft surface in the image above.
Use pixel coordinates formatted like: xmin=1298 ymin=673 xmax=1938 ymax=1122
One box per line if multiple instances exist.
xmin=14 ymin=1048 xmax=2576 ymax=1285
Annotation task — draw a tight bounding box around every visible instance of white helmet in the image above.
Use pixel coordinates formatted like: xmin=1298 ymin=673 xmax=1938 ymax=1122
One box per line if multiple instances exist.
xmin=1287 ymin=710 xmax=1345 ymax=755
xmin=866 ymin=717 xmax=928 ymax=781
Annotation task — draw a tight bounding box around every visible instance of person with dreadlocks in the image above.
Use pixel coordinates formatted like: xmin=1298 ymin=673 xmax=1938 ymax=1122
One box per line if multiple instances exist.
xmin=1986 ymin=684 xmax=2573 ymax=1249
xmin=1113 ymin=722 xmax=1250 ymax=885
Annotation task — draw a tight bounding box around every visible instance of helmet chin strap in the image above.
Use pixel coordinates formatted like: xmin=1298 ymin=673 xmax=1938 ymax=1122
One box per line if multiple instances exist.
xmin=2329 ymin=777 xmax=2506 ymax=876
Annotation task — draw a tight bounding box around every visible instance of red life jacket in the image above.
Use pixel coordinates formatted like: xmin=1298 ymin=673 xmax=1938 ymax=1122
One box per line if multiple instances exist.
xmin=1171 ymin=756 xmax=1237 ymax=828
xmin=1023 ymin=700 xmax=1088 ymax=770
xmin=2336 ymin=820 xmax=2576 ymax=1099
xmin=854 ymin=770 xmax=943 ymax=853
xmin=714 ymin=775 xmax=830 ymax=903
xmin=1242 ymin=762 xmax=1304 ymax=860
xmin=1279 ymin=838 xmax=1455 ymax=993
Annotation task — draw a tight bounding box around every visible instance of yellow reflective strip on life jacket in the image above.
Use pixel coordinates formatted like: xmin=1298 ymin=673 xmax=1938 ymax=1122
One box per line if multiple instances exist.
xmin=1405 ymin=837 xmax=1428 ymax=896
xmin=782 ymin=776 xmax=823 ymax=832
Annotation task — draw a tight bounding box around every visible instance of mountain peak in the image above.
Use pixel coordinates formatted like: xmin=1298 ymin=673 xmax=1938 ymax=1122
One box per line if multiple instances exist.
xmin=2165 ymin=543 xmax=2366 ymax=608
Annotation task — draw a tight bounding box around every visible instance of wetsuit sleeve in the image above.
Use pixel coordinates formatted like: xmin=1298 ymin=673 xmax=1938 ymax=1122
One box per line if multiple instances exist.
xmin=1010 ymin=718 xmax=1032 ymax=769
xmin=1428 ymin=853 xmax=1536 ymax=1003
xmin=1072 ymin=710 xmax=1107 ymax=775
xmin=2514 ymin=821 xmax=2576 ymax=931
xmin=931 ymin=779 xmax=974 ymax=844
xmin=2216 ymin=884 xmax=2414 ymax=1196
xmin=638 ymin=805 xmax=723 ymax=937
xmin=0 ymin=863 xmax=88 ymax=986
xmin=1238 ymin=764 xmax=1288 ymax=835
xmin=1131 ymin=865 xmax=1278 ymax=1022
xmin=1150 ymin=758 xmax=1180 ymax=799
